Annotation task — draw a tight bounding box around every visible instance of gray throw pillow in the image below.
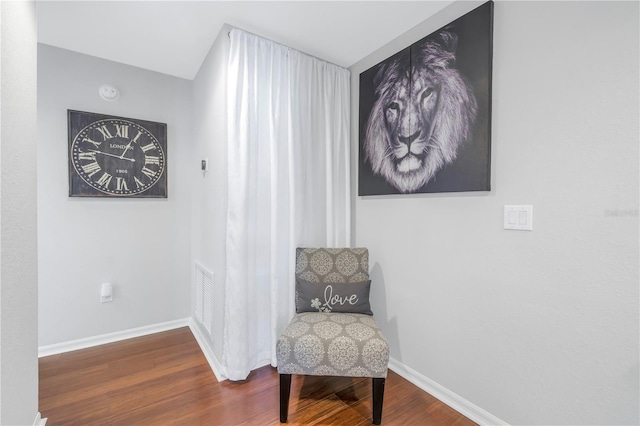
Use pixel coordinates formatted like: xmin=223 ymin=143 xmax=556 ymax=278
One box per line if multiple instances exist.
xmin=295 ymin=278 xmax=373 ymax=315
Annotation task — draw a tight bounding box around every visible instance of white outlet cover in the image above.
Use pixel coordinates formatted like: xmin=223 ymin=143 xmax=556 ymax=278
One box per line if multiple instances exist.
xmin=100 ymin=282 xmax=113 ymax=303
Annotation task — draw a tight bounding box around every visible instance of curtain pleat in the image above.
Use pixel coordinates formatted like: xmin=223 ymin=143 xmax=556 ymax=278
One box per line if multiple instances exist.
xmin=224 ymin=29 xmax=351 ymax=381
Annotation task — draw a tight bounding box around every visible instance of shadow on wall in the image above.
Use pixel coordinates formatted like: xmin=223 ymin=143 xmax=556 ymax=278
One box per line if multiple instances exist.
xmin=370 ymin=262 xmax=400 ymax=362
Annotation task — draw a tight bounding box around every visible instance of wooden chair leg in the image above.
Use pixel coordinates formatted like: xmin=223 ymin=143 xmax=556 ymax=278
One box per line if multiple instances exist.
xmin=372 ymin=377 xmax=385 ymax=425
xmin=280 ymin=374 xmax=292 ymax=423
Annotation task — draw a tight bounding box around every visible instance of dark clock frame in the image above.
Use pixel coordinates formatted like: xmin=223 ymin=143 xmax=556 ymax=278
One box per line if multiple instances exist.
xmin=68 ymin=110 xmax=168 ymax=198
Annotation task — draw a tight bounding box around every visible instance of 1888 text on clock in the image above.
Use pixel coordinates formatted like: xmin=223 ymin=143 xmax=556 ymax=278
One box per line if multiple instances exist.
xmin=68 ymin=110 xmax=167 ymax=197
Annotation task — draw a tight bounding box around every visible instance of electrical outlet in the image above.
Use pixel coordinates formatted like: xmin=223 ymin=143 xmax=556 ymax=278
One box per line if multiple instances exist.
xmin=101 ymin=283 xmax=113 ymax=303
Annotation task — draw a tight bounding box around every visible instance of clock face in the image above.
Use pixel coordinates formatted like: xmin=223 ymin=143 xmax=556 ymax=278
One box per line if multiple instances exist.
xmin=68 ymin=111 xmax=167 ymax=197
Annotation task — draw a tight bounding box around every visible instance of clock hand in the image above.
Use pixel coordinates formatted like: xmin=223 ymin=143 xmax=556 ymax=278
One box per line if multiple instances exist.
xmin=119 ymin=140 xmax=134 ymax=159
xmin=88 ymin=149 xmax=135 ymax=162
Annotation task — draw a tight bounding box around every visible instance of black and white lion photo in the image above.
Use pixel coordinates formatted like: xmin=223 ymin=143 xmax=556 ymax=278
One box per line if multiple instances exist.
xmin=359 ymin=2 xmax=493 ymax=195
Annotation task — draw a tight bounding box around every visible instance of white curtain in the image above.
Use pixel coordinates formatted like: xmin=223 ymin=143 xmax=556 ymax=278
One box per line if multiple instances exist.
xmin=223 ymin=29 xmax=351 ymax=381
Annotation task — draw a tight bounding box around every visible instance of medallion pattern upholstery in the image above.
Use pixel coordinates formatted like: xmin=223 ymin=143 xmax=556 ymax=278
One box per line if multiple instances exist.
xmin=295 ymin=247 xmax=369 ymax=283
xmin=277 ymin=312 xmax=388 ymax=377
xmin=277 ymin=248 xmax=389 ymax=424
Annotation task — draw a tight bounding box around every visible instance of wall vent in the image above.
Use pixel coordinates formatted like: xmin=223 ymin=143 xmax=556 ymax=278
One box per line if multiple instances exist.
xmin=194 ymin=262 xmax=213 ymax=336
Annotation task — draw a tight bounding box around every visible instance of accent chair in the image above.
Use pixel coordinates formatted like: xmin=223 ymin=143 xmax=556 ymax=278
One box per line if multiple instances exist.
xmin=276 ymin=247 xmax=389 ymax=424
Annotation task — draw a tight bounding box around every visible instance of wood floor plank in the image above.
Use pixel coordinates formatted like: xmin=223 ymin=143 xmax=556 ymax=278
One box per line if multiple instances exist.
xmin=39 ymin=327 xmax=477 ymax=425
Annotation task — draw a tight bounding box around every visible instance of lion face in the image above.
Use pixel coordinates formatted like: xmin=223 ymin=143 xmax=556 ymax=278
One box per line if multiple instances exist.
xmin=382 ymin=67 xmax=440 ymax=178
xmin=364 ymin=31 xmax=477 ymax=193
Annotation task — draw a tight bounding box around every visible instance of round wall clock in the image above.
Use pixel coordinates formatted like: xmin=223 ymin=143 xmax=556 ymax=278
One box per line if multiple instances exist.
xmin=68 ymin=110 xmax=167 ymax=197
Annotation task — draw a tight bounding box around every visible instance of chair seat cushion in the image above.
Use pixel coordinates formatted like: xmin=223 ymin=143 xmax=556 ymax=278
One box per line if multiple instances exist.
xmin=276 ymin=312 xmax=389 ymax=378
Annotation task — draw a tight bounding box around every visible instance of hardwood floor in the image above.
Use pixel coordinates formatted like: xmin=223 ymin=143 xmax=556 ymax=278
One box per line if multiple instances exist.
xmin=39 ymin=327 xmax=476 ymax=425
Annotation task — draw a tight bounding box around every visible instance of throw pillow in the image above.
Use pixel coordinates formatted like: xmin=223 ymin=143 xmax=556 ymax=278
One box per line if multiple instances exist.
xmin=295 ymin=278 xmax=373 ymax=315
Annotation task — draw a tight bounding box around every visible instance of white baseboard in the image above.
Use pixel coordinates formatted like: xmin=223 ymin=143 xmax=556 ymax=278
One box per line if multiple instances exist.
xmin=33 ymin=412 xmax=47 ymax=426
xmin=38 ymin=318 xmax=191 ymax=358
xmin=188 ymin=318 xmax=226 ymax=382
xmin=37 ymin=317 xmax=227 ymax=383
xmin=388 ymin=357 xmax=508 ymax=426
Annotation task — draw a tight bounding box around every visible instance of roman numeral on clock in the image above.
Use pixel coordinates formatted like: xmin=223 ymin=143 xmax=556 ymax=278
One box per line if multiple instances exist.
xmin=115 ymin=124 xmax=129 ymax=138
xmin=96 ymin=125 xmax=114 ymax=140
xmin=141 ymin=166 xmax=157 ymax=179
xmin=81 ymin=161 xmax=101 ymax=177
xmin=134 ymin=176 xmax=144 ymax=189
xmin=132 ymin=131 xmax=143 ymax=143
xmin=140 ymin=143 xmax=156 ymax=153
xmin=82 ymin=137 xmax=102 ymax=148
xmin=95 ymin=172 xmax=113 ymax=188
xmin=77 ymin=151 xmax=97 ymax=161
xmin=144 ymin=156 xmax=160 ymax=166
xmin=116 ymin=177 xmax=129 ymax=191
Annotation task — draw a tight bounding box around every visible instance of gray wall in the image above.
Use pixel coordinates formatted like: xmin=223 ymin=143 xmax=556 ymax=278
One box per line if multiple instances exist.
xmin=0 ymin=1 xmax=39 ymax=424
xmin=189 ymin=25 xmax=230 ymax=362
xmin=350 ymin=1 xmax=639 ymax=424
xmin=37 ymin=45 xmax=193 ymax=346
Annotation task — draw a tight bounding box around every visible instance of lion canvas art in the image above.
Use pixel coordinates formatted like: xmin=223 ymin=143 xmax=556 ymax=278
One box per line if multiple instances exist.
xmin=359 ymin=1 xmax=493 ymax=195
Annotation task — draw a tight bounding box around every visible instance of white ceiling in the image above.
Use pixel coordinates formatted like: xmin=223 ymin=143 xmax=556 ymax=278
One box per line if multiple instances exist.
xmin=36 ymin=1 xmax=452 ymax=80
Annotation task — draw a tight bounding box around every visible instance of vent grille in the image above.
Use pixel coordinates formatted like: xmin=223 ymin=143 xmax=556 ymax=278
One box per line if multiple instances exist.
xmin=194 ymin=262 xmax=213 ymax=335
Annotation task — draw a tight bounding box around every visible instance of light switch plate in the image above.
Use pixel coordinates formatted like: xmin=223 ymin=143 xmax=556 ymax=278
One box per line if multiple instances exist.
xmin=504 ymin=205 xmax=533 ymax=231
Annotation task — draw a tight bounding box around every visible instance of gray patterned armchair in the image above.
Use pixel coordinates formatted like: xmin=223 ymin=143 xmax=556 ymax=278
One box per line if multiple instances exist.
xmin=276 ymin=248 xmax=389 ymax=424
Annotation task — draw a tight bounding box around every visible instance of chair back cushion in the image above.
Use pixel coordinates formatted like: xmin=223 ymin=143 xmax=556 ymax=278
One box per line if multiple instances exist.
xmin=295 ymin=248 xmax=369 ymax=283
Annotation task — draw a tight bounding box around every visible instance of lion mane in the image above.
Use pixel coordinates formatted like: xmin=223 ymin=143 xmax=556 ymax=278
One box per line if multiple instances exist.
xmin=364 ymin=30 xmax=477 ymax=193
